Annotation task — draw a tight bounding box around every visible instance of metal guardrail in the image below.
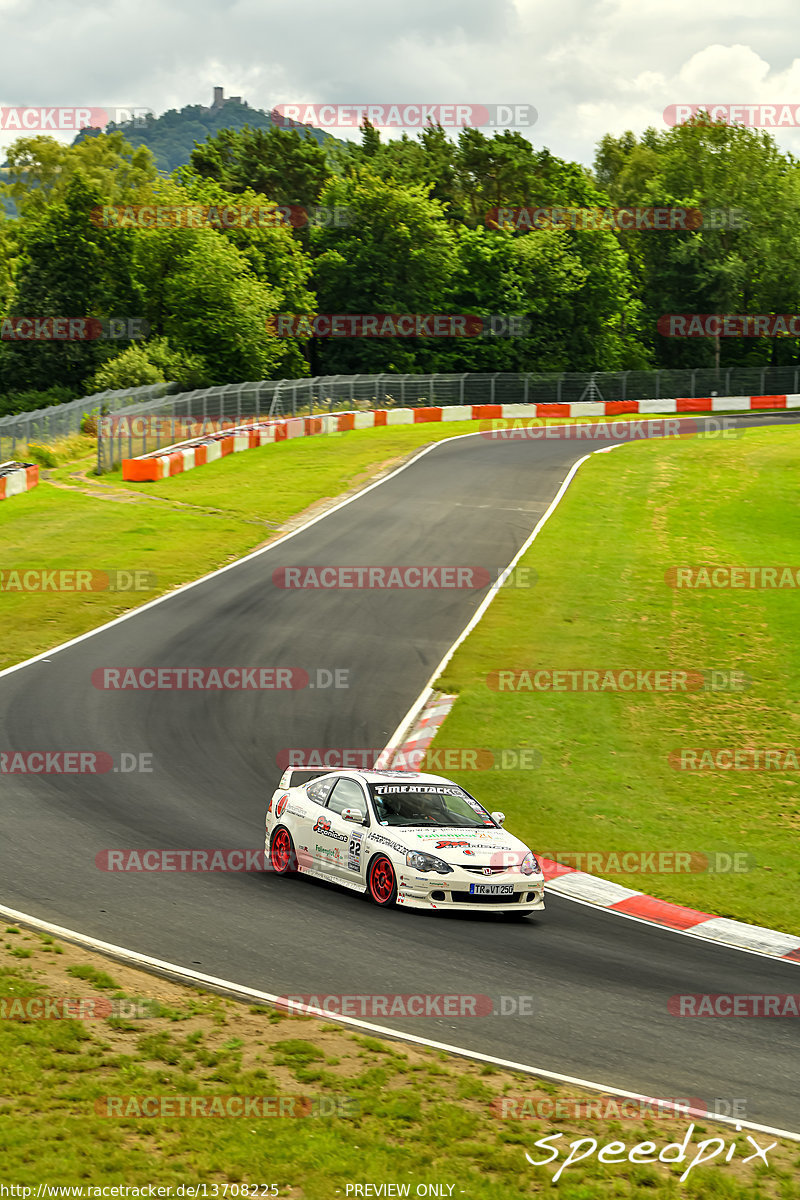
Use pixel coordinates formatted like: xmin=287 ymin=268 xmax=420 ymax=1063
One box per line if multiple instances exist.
xmin=5 ymin=364 xmax=798 ymax=471
xmin=94 ymin=365 xmax=800 ymax=473
xmin=0 ymin=381 xmax=178 ymax=462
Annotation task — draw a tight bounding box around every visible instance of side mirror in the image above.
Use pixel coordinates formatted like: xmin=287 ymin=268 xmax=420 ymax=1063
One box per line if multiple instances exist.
xmin=490 ymin=811 xmax=506 ymax=827
xmin=341 ymin=807 xmax=365 ymax=824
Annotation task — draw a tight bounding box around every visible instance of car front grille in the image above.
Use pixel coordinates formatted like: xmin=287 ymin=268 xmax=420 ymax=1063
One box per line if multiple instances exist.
xmin=461 ymin=865 xmax=508 ymax=875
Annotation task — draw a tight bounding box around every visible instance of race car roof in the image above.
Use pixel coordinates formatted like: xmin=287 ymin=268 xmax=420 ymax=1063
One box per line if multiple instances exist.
xmin=280 ymin=766 xmax=456 ymax=787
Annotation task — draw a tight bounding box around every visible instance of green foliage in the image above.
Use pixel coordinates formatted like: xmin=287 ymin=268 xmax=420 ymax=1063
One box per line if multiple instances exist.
xmin=190 ymin=124 xmax=329 ymax=208
xmin=0 ymin=383 xmax=77 ymax=418
xmin=87 ymin=344 xmax=165 ymax=391
xmin=2 ymin=105 xmax=800 ymax=410
xmin=25 ymin=443 xmax=57 ymax=467
xmin=594 ymin=117 xmax=800 ymax=367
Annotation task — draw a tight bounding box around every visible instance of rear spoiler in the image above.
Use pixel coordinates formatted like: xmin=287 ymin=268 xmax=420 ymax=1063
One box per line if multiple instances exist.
xmin=276 ymin=766 xmax=336 ymax=790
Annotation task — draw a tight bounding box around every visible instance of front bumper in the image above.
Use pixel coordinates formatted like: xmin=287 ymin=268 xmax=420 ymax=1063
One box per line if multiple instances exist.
xmin=396 ymin=869 xmax=546 ymax=912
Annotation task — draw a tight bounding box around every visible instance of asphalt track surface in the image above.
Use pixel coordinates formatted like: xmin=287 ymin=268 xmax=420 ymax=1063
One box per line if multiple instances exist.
xmin=2 ymin=415 xmax=799 ymax=1134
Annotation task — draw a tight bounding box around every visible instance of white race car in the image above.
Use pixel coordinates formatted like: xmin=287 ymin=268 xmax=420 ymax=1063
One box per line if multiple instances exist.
xmin=265 ymin=767 xmax=545 ymax=915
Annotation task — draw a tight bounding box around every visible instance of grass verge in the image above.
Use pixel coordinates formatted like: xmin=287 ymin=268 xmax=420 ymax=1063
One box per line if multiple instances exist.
xmin=0 ymin=927 xmax=797 ymax=1196
xmin=431 ymin=424 xmax=800 ymax=934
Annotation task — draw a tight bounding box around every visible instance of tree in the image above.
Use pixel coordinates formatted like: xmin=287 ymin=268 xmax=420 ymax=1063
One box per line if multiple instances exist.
xmin=0 ymin=174 xmax=140 ymax=393
xmin=310 ymin=173 xmax=460 ymax=374
xmin=190 ymin=125 xmax=329 ymax=209
xmin=593 ymin=119 xmax=800 ymax=368
xmin=0 ymin=132 xmax=157 ymax=218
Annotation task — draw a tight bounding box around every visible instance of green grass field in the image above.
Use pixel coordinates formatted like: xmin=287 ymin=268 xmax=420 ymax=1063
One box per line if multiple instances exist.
xmin=2 ymin=929 xmax=797 ymax=1196
xmin=432 ymin=425 xmax=800 ymax=933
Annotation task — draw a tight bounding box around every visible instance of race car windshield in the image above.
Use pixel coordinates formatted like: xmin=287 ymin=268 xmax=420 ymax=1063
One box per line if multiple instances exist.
xmin=368 ymin=783 xmax=494 ymax=827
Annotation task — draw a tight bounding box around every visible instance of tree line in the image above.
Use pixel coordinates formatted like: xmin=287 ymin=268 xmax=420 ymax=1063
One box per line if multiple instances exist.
xmin=1 ymin=115 xmax=799 ymax=415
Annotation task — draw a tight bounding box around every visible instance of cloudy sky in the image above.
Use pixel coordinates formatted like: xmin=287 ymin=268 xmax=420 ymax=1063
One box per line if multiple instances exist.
xmin=2 ymin=0 xmax=800 ymax=166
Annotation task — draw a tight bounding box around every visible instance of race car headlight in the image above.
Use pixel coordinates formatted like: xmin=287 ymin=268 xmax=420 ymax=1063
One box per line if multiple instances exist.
xmin=406 ymin=851 xmax=453 ymax=874
xmin=520 ymin=851 xmax=540 ymax=876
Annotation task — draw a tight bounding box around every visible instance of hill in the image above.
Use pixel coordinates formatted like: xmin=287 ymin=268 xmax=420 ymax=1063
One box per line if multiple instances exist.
xmin=72 ymin=87 xmax=336 ymax=174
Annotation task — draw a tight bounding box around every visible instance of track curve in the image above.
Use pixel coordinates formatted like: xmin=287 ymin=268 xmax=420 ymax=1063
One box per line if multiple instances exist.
xmin=2 ymin=416 xmax=799 ymax=1133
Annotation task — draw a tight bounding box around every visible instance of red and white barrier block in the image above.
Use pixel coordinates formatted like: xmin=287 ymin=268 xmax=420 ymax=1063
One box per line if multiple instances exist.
xmin=0 ymin=460 xmax=39 ymax=501
xmin=121 ymin=394 xmax=799 ymax=482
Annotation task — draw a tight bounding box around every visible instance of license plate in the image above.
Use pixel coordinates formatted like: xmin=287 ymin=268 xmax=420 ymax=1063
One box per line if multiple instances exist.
xmin=469 ymin=883 xmax=514 ymax=895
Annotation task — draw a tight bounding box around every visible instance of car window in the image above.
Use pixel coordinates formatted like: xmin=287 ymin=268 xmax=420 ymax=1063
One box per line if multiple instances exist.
xmin=306 ymin=776 xmax=336 ymax=805
xmin=368 ymin=781 xmax=495 ymax=827
xmin=327 ymin=777 xmax=367 ymax=819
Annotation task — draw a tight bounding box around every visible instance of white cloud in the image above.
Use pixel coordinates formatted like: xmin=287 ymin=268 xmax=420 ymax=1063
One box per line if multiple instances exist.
xmin=3 ymin=0 xmax=800 ymax=163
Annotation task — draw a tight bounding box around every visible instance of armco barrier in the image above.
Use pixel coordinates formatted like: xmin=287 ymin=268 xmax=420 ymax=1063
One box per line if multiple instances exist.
xmin=121 ymin=396 xmax=800 ymax=483
xmin=0 ymin=460 xmax=39 ymax=500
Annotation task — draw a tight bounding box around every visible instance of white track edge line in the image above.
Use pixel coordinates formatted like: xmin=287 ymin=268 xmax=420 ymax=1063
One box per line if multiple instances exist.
xmin=380 ymin=445 xmax=616 ymax=754
xmin=1 ymin=902 xmax=796 ymax=1142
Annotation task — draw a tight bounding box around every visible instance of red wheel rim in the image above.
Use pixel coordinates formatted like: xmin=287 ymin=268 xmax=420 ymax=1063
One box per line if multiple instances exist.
xmin=369 ymin=856 xmax=395 ymax=903
xmin=271 ymin=829 xmax=291 ymax=873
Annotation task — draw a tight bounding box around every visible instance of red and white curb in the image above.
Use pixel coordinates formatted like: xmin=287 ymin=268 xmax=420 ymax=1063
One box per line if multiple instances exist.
xmin=121 ymin=393 xmax=797 ymax=482
xmin=382 ymin=696 xmax=800 ymax=964
xmin=0 ymin=460 xmax=38 ymax=501
xmin=376 ymin=694 xmax=457 ymax=770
